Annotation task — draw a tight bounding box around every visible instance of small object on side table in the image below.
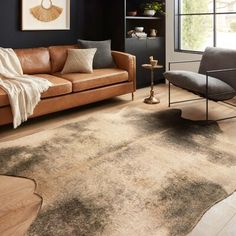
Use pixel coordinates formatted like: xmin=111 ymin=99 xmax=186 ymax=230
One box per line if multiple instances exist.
xmin=150 ymin=59 xmax=158 ymax=67
xmin=142 ymin=62 xmax=163 ymax=104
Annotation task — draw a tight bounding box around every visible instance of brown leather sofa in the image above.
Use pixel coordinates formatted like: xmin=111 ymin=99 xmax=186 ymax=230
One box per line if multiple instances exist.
xmin=0 ymin=45 xmax=136 ymax=126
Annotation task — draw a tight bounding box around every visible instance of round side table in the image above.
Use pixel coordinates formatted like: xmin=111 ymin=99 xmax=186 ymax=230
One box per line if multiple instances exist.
xmin=142 ymin=64 xmax=164 ymax=104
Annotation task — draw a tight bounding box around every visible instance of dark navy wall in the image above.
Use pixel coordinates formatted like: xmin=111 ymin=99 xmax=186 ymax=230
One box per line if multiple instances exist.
xmin=0 ymin=0 xmax=105 ymax=48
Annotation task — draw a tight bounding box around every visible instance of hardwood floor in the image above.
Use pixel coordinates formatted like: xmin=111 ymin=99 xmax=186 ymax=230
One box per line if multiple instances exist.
xmin=1 ymin=84 xmax=236 ymax=142
xmin=0 ymin=176 xmax=42 ymax=236
xmin=0 ymin=84 xmax=235 ymax=235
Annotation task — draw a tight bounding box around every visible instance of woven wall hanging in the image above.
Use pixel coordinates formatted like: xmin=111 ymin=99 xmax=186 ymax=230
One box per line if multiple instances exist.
xmin=30 ymin=0 xmax=63 ymax=22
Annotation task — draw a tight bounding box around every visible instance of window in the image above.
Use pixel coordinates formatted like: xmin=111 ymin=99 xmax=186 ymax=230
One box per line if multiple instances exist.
xmin=176 ymin=0 xmax=236 ymax=52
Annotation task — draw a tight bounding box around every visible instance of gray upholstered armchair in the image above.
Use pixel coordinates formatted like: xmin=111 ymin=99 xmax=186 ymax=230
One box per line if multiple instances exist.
xmin=164 ymin=47 xmax=236 ymax=122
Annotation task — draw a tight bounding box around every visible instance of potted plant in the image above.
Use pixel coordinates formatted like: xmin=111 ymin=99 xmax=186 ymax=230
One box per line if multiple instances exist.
xmin=141 ymin=1 xmax=164 ymax=16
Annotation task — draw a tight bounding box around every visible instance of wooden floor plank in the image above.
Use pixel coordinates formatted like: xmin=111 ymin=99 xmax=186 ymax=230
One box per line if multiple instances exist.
xmin=0 ymin=176 xmax=42 ymax=236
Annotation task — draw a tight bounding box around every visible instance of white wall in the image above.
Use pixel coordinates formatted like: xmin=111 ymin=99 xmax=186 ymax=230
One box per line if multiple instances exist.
xmin=165 ymin=0 xmax=201 ymax=72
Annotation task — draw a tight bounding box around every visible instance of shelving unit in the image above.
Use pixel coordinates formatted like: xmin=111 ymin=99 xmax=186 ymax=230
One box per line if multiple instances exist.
xmin=104 ymin=0 xmax=166 ymax=88
xmin=125 ymin=16 xmax=161 ymax=20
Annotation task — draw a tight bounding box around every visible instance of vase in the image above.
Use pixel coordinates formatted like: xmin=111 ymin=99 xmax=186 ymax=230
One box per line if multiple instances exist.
xmin=143 ymin=10 xmax=156 ymax=16
xmin=150 ymin=29 xmax=157 ymax=37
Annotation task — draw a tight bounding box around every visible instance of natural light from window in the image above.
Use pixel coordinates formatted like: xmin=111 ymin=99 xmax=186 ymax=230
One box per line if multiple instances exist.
xmin=177 ymin=0 xmax=236 ymax=52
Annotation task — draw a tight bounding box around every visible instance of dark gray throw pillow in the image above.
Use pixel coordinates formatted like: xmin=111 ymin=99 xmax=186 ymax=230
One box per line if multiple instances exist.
xmin=77 ymin=39 xmax=116 ymax=69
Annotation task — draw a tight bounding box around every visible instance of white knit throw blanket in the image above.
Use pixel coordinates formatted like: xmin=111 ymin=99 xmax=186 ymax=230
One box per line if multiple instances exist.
xmin=0 ymin=47 xmax=52 ymax=128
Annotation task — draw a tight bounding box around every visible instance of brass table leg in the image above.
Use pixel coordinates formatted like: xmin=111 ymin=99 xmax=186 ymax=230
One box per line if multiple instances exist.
xmin=144 ymin=68 xmax=160 ymax=104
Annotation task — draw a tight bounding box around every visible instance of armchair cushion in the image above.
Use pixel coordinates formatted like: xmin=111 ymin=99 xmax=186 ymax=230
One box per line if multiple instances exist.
xmin=199 ymin=47 xmax=236 ymax=90
xmin=164 ymin=70 xmax=236 ymax=101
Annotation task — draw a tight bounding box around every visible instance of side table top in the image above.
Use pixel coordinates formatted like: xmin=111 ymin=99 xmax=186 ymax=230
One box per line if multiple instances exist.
xmin=142 ymin=64 xmax=164 ymax=69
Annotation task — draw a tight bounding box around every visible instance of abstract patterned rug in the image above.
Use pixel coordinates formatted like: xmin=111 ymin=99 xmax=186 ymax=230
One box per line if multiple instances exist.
xmin=0 ymin=108 xmax=236 ymax=236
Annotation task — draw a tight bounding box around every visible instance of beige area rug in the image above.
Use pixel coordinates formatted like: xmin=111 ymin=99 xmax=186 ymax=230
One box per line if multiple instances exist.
xmin=0 ymin=107 xmax=236 ymax=236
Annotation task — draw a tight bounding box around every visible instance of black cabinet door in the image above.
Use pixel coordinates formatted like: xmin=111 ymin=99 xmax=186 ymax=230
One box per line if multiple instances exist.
xmin=125 ymin=38 xmax=150 ymax=88
xmin=125 ymin=37 xmax=165 ymax=88
xmin=146 ymin=37 xmax=165 ymax=84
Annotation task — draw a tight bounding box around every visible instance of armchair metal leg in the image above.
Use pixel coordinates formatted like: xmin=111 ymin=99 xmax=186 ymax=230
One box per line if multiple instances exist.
xmin=167 ymin=77 xmax=236 ymax=123
xmin=206 ymin=97 xmax=209 ymax=122
xmin=206 ymin=75 xmax=209 ymax=122
xmin=168 ymin=81 xmax=171 ymax=107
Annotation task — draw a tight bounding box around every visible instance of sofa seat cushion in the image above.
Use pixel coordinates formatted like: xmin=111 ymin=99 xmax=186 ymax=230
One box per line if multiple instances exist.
xmin=0 ymin=74 xmax=73 ymax=108
xmin=57 ymin=68 xmax=129 ymax=92
xmin=0 ymin=74 xmax=72 ymax=107
xmin=35 ymin=74 xmax=72 ymax=98
xmin=164 ymin=70 xmax=236 ymax=101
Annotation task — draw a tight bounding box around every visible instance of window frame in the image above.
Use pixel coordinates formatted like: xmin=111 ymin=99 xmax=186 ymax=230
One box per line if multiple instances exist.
xmin=175 ymin=0 xmax=236 ymax=54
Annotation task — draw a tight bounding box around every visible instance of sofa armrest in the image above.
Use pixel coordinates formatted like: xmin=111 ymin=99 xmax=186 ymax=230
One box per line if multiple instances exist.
xmin=112 ymin=51 xmax=136 ymax=90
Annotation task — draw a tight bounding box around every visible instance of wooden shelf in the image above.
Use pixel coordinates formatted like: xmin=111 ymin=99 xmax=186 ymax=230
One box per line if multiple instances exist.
xmin=107 ymin=0 xmax=165 ymax=88
xmin=126 ymin=16 xmax=162 ymax=20
xmin=125 ymin=37 xmax=164 ymax=40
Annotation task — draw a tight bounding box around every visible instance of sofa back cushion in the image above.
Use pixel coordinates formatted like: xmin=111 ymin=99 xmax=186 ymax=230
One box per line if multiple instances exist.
xmin=49 ymin=45 xmax=78 ymax=73
xmin=14 ymin=47 xmax=51 ymax=75
xmin=199 ymin=47 xmax=236 ymax=90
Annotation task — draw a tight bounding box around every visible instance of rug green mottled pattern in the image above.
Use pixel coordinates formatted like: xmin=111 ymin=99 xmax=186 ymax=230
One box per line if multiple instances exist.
xmin=0 ymin=108 xmax=236 ymax=236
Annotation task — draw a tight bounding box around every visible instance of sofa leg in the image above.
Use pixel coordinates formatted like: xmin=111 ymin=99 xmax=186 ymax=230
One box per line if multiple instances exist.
xmin=132 ymin=92 xmax=134 ymax=101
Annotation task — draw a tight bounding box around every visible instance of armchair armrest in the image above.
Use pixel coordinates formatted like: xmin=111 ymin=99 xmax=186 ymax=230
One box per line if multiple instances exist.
xmin=112 ymin=51 xmax=136 ymax=90
xmin=205 ymin=68 xmax=236 ymax=103
xmin=168 ymin=60 xmax=201 ymax=70
xmin=205 ymin=67 xmax=236 ymax=95
xmin=206 ymin=68 xmax=236 ymax=75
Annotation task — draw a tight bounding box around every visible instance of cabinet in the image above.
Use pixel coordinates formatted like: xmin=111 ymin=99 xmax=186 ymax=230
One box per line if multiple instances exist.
xmin=104 ymin=0 xmax=166 ymax=88
xmin=126 ymin=37 xmax=165 ymax=87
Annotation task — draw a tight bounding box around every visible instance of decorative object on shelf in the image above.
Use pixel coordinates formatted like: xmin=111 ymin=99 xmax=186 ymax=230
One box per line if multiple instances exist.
xmin=150 ymin=29 xmax=157 ymax=37
xmin=135 ymin=27 xmax=144 ymax=32
xmin=135 ymin=32 xmax=147 ymax=38
xmin=127 ymin=30 xmax=147 ymax=38
xmin=141 ymin=1 xmax=165 ymax=16
xmin=143 ymin=9 xmax=156 ymax=16
xmin=21 ymin=0 xmax=70 ymax=30
xmin=127 ymin=11 xmax=137 ymax=16
xmin=142 ymin=57 xmax=163 ymax=104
